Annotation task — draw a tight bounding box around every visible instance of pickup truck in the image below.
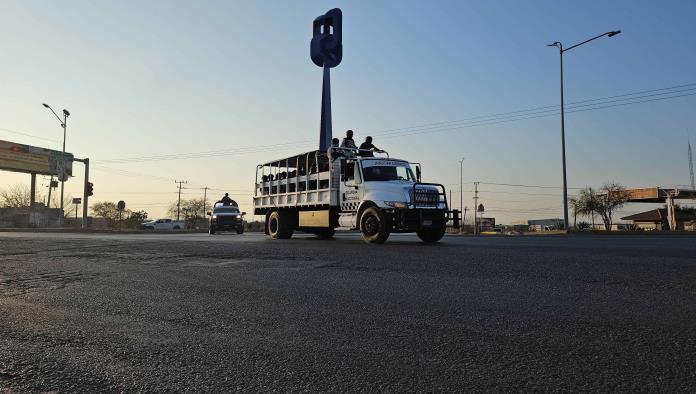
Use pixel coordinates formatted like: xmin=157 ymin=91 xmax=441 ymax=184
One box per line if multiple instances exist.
xmin=140 ymin=219 xmax=184 ymax=231
xmin=208 ymin=203 xmax=246 ymax=234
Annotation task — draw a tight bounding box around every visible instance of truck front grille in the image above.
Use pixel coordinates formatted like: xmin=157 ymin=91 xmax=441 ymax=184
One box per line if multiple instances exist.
xmin=411 ymin=189 xmax=440 ymax=207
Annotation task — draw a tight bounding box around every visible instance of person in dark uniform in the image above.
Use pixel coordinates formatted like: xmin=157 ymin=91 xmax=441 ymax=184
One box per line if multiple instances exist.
xmin=218 ymin=193 xmax=237 ymax=206
xmin=358 ymin=136 xmax=384 ymax=157
xmin=341 ymin=130 xmax=357 ymax=149
xmin=328 ymin=138 xmax=344 ymax=161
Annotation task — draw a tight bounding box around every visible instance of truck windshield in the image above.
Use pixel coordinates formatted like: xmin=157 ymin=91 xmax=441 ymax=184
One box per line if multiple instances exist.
xmin=214 ymin=207 xmax=239 ymax=214
xmin=362 ymin=165 xmax=415 ymax=182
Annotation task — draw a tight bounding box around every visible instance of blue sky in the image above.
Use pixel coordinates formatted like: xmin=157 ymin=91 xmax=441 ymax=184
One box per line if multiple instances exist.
xmin=1 ymin=0 xmax=695 ymax=222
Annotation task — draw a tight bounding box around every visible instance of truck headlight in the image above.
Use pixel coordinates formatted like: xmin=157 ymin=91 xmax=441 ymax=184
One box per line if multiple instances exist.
xmin=384 ymin=201 xmax=407 ymax=209
xmin=236 ymin=214 xmax=242 ymax=219
xmin=212 ymin=215 xmax=217 ymax=219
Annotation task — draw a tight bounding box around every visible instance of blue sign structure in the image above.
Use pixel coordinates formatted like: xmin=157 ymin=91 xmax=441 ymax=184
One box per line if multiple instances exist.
xmin=311 ymin=8 xmax=342 ymax=151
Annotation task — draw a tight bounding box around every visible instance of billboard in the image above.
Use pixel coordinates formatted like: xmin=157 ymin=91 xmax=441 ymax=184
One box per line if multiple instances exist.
xmin=478 ymin=217 xmax=496 ymax=230
xmin=0 ymin=140 xmax=73 ymax=180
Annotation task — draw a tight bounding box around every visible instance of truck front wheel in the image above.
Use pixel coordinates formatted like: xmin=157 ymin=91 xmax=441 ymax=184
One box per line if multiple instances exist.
xmin=417 ymin=226 xmax=446 ymax=243
xmin=268 ymin=211 xmax=294 ymax=239
xmin=360 ymin=207 xmax=391 ymax=244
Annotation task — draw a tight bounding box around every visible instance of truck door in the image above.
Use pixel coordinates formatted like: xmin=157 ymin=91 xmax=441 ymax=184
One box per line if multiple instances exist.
xmin=340 ymin=159 xmax=363 ymax=212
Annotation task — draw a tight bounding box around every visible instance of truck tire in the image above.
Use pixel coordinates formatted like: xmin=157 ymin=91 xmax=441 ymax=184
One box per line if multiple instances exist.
xmin=236 ymin=227 xmax=244 ymax=235
xmin=417 ymin=226 xmax=446 ymax=243
xmin=313 ymin=228 xmax=335 ymax=239
xmin=360 ymin=207 xmax=391 ymax=244
xmin=268 ymin=211 xmax=294 ymax=239
xmin=209 ymin=226 xmax=216 ymax=235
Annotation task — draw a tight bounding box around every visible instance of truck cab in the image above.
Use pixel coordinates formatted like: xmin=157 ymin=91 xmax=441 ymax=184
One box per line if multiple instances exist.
xmin=253 ymin=149 xmax=459 ymax=243
xmin=208 ymin=203 xmax=245 ymax=235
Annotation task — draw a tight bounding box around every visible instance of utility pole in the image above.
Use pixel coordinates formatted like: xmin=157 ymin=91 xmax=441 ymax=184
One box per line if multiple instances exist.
xmin=459 ymin=157 xmax=465 ymax=224
xmin=688 ymin=135 xmax=695 ymax=190
xmin=47 ymin=176 xmax=53 ymax=208
xmin=463 ymin=206 xmax=468 ymax=228
xmin=473 ymin=182 xmax=479 ymax=235
xmin=202 ymin=186 xmax=209 ymax=225
xmin=175 ymin=180 xmax=187 ymax=221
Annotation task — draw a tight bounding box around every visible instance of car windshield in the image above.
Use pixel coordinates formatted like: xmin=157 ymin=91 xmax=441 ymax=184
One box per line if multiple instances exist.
xmin=214 ymin=207 xmax=239 ymax=214
xmin=362 ymin=165 xmax=415 ymax=182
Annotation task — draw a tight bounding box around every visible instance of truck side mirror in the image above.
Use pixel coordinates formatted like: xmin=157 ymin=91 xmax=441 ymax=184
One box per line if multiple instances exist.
xmin=207 ymin=212 xmax=211 ymax=216
xmin=416 ymin=165 xmax=421 ymax=182
xmin=242 ymin=212 xmax=246 ymax=215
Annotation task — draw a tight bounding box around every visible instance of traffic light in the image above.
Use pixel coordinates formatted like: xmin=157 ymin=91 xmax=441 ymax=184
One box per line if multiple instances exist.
xmin=87 ymin=182 xmax=94 ymax=196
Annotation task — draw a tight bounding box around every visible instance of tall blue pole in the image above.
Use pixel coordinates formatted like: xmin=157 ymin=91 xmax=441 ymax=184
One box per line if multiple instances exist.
xmin=311 ymin=8 xmax=342 ymax=152
xmin=319 ymin=66 xmax=332 ymax=151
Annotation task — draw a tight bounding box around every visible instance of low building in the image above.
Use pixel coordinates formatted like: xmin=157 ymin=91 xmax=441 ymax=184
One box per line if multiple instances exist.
xmin=621 ymin=209 xmax=696 ymax=231
xmin=528 ymin=218 xmax=564 ymax=231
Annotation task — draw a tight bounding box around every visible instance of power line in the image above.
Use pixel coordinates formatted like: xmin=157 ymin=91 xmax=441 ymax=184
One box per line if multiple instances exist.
xmin=390 ymin=90 xmax=696 ymax=139
xmin=478 ymin=181 xmax=584 ymax=190
xmin=3 ymin=82 xmax=694 ymax=167
xmin=93 ymin=82 xmax=696 ymax=164
xmin=367 ymin=82 xmax=696 ymax=136
xmin=0 ymin=128 xmax=62 ymax=144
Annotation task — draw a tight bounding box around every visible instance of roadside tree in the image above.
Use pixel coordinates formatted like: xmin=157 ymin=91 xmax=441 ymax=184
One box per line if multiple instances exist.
xmin=91 ymin=201 xmax=148 ymax=228
xmin=572 ymin=184 xmax=629 ymax=230
xmin=596 ymin=183 xmax=630 ymax=230
xmin=0 ymin=184 xmax=32 ymax=207
xmin=1 ymin=184 xmax=75 ymax=212
xmin=168 ymin=198 xmax=205 ymax=222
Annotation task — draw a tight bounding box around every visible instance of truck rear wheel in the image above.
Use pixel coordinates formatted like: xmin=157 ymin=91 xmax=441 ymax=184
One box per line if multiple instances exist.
xmin=268 ymin=211 xmax=294 ymax=239
xmin=313 ymin=228 xmax=335 ymax=239
xmin=417 ymin=226 xmax=446 ymax=243
xmin=360 ymin=207 xmax=391 ymax=244
xmin=209 ymin=226 xmax=216 ymax=235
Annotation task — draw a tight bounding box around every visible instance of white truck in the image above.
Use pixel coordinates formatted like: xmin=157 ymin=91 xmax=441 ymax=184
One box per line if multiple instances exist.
xmin=253 ymin=148 xmax=460 ymax=243
xmin=140 ymin=218 xmax=185 ymax=231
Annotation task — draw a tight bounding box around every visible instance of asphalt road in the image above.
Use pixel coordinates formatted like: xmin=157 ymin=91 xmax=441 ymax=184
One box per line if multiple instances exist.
xmin=1 ymin=232 xmax=696 ymax=392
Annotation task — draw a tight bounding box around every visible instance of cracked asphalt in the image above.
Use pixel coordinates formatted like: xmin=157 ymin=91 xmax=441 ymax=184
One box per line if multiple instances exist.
xmin=1 ymin=232 xmax=696 ymax=392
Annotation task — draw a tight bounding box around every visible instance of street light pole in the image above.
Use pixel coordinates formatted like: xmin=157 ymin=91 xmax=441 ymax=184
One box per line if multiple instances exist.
xmin=548 ymin=30 xmax=620 ymax=232
xmin=60 ymin=111 xmax=67 ymax=224
xmin=43 ymin=103 xmax=70 ymax=225
xmin=556 ymin=43 xmax=569 ymax=233
xmin=459 ymin=157 xmax=465 ymax=229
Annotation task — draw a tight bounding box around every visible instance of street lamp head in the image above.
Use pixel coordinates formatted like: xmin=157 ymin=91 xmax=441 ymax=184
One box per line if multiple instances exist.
xmin=63 ymin=109 xmax=70 ymax=117
xmin=607 ymin=30 xmax=621 ymax=37
xmin=42 ymin=103 xmax=50 ymax=108
xmin=547 ymin=42 xmax=561 ymax=48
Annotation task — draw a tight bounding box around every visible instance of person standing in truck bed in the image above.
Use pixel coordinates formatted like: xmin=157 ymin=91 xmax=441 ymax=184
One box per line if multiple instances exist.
xmin=218 ymin=193 xmax=237 ymax=206
xmin=341 ymin=129 xmax=356 ymax=149
xmin=358 ymin=136 xmax=384 ymax=157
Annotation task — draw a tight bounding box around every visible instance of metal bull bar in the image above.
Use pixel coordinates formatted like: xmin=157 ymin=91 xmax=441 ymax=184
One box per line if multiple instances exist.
xmin=410 ymin=182 xmax=460 ymax=229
